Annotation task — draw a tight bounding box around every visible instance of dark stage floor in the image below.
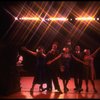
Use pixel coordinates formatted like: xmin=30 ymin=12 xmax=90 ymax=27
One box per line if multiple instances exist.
xmin=1 ymin=77 xmax=100 ymax=99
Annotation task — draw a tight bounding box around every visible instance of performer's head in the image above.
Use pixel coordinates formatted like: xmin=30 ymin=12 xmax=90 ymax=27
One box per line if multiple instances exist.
xmin=52 ymin=42 xmax=58 ymax=50
xmin=84 ymin=49 xmax=90 ymax=55
xmin=67 ymin=39 xmax=71 ymax=45
xmin=62 ymin=47 xmax=70 ymax=53
xmin=75 ymin=45 xmax=80 ymax=51
xmin=36 ymin=46 xmax=44 ymax=54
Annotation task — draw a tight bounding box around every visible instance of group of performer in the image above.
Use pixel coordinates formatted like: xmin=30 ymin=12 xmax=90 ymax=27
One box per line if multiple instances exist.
xmin=21 ymin=41 xmax=100 ymax=94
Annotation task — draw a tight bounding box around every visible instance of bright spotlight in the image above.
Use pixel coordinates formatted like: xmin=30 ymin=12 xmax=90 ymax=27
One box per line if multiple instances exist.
xmin=70 ymin=18 xmax=73 ymax=21
xmin=48 ymin=17 xmax=68 ymax=21
xmin=15 ymin=17 xmax=18 ymax=20
xmin=97 ymin=18 xmax=99 ymax=21
xmin=41 ymin=18 xmax=45 ymax=22
xmin=75 ymin=17 xmax=95 ymax=21
xmin=19 ymin=17 xmax=40 ymax=21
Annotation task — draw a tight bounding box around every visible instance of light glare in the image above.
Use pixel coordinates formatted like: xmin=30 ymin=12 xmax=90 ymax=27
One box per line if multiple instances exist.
xmin=97 ymin=18 xmax=99 ymax=20
xmin=15 ymin=16 xmax=98 ymax=22
xmin=75 ymin=17 xmax=95 ymax=21
xmin=15 ymin=17 xmax=18 ymax=20
xmin=19 ymin=17 xmax=40 ymax=21
xmin=48 ymin=17 xmax=68 ymax=21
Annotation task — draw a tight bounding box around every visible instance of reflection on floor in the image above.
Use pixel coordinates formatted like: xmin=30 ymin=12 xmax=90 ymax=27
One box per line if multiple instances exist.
xmin=1 ymin=77 xmax=100 ymax=99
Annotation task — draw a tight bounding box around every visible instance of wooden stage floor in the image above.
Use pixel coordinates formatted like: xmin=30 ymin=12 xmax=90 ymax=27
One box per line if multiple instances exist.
xmin=1 ymin=77 xmax=100 ymax=99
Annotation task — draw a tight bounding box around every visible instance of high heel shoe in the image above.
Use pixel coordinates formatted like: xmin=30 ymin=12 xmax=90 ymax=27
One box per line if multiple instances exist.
xmin=39 ymin=86 xmax=45 ymax=92
xmin=64 ymin=87 xmax=69 ymax=93
xmin=30 ymin=88 xmax=33 ymax=95
xmin=39 ymin=86 xmax=42 ymax=92
xmin=78 ymin=88 xmax=83 ymax=93
xmin=57 ymin=89 xmax=63 ymax=94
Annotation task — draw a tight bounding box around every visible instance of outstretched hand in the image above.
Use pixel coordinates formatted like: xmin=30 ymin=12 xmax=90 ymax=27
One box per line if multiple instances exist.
xmin=21 ymin=47 xmax=27 ymax=51
xmin=84 ymin=62 xmax=88 ymax=66
xmin=47 ymin=61 xmax=52 ymax=65
xmin=98 ymin=47 xmax=100 ymax=49
xmin=96 ymin=47 xmax=100 ymax=52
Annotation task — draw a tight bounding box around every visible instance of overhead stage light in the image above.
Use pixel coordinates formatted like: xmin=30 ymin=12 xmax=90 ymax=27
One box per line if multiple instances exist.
xmin=15 ymin=16 xmax=98 ymax=22
xmin=48 ymin=17 xmax=68 ymax=21
xmin=96 ymin=18 xmax=99 ymax=21
xmin=41 ymin=18 xmax=45 ymax=22
xmin=19 ymin=17 xmax=40 ymax=21
xmin=75 ymin=17 xmax=95 ymax=21
xmin=70 ymin=18 xmax=73 ymax=21
xmin=15 ymin=17 xmax=18 ymax=20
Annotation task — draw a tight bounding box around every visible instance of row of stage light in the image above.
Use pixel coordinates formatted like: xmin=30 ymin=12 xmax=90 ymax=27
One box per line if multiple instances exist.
xmin=15 ymin=17 xmax=99 ymax=21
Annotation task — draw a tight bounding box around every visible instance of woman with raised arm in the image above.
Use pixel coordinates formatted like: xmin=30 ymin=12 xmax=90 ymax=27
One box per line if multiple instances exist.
xmin=22 ymin=46 xmax=47 ymax=94
xmin=83 ymin=47 xmax=100 ymax=93
xmin=47 ymin=46 xmax=86 ymax=93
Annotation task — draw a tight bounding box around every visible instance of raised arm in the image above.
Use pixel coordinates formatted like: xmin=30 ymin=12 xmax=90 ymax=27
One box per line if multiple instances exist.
xmin=47 ymin=54 xmax=61 ymax=65
xmin=90 ymin=47 xmax=100 ymax=57
xmin=42 ymin=53 xmax=46 ymax=57
xmin=21 ymin=47 xmax=37 ymax=56
xmin=72 ymin=54 xmax=85 ymax=65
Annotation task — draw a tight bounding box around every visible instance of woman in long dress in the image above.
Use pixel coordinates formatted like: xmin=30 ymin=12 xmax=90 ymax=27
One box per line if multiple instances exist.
xmin=83 ymin=48 xmax=100 ymax=93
